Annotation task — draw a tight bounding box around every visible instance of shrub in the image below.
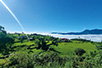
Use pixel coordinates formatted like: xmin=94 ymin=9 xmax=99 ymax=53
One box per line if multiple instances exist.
xmin=34 ymin=51 xmax=65 ymax=66
xmin=74 ymin=48 xmax=86 ymax=56
xmin=5 ymin=53 xmax=35 ymax=68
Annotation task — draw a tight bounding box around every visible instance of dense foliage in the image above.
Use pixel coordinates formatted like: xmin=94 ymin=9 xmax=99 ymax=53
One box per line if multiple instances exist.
xmin=0 ymin=25 xmax=102 ymax=68
xmin=0 ymin=26 xmax=14 ymax=54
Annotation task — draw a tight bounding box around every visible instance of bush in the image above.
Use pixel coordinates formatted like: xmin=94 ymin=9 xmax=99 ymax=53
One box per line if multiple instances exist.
xmin=3 ymin=51 xmax=67 ymax=68
xmin=74 ymin=48 xmax=86 ymax=56
xmin=5 ymin=52 xmax=35 ymax=68
xmin=34 ymin=51 xmax=66 ymax=66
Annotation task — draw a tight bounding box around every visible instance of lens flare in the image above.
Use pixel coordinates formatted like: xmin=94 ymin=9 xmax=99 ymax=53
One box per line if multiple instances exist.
xmin=0 ymin=0 xmax=29 ymax=40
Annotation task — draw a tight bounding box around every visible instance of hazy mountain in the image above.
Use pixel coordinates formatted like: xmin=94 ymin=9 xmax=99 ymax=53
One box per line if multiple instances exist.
xmin=51 ymin=29 xmax=102 ymax=35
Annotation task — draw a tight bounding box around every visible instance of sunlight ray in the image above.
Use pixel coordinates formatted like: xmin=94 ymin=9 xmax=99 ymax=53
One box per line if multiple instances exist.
xmin=0 ymin=0 xmax=29 ymax=40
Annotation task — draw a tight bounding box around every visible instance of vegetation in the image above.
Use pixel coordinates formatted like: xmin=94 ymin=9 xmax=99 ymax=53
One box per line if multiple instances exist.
xmin=0 ymin=25 xmax=102 ymax=68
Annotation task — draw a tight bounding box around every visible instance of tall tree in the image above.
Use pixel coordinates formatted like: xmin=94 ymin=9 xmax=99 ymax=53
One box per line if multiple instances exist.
xmin=0 ymin=25 xmax=14 ymax=54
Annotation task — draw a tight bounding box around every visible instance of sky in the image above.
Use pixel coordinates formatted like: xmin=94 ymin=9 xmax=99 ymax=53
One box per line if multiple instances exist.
xmin=0 ymin=0 xmax=102 ymax=33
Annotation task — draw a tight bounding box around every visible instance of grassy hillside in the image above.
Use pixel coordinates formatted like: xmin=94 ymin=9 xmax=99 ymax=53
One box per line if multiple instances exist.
xmin=0 ymin=29 xmax=102 ymax=68
xmin=52 ymin=41 xmax=97 ymax=55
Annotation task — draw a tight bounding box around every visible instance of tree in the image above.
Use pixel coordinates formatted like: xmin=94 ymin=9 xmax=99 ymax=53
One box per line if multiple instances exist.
xmin=0 ymin=25 xmax=6 ymax=34
xmin=36 ymin=38 xmax=58 ymax=51
xmin=0 ymin=26 xmax=4 ymax=31
xmin=0 ymin=26 xmax=14 ymax=54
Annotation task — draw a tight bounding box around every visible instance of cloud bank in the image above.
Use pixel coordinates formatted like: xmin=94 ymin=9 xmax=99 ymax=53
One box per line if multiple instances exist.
xmin=39 ymin=33 xmax=102 ymax=42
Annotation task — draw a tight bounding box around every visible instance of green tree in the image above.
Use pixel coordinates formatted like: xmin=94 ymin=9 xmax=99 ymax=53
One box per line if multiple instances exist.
xmin=0 ymin=26 xmax=14 ymax=54
xmin=0 ymin=26 xmax=4 ymax=31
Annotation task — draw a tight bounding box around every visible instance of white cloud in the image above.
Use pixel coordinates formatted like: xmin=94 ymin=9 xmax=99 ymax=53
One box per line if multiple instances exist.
xmin=40 ymin=33 xmax=102 ymax=42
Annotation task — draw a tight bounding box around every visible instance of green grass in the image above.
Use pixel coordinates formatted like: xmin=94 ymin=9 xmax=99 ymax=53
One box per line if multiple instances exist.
xmin=13 ymin=41 xmax=35 ymax=46
xmin=0 ymin=58 xmax=9 ymax=67
xmin=10 ymin=40 xmax=43 ymax=55
xmin=13 ymin=40 xmax=97 ymax=56
xmin=52 ymin=41 xmax=97 ymax=55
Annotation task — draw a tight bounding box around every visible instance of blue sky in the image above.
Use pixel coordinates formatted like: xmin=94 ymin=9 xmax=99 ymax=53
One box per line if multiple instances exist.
xmin=0 ymin=0 xmax=102 ymax=33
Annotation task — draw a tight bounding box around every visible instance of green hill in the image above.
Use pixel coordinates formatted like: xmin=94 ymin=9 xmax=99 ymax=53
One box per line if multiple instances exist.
xmin=0 ymin=25 xmax=102 ymax=68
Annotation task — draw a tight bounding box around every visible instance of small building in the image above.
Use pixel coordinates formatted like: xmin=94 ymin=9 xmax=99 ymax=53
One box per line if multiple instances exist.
xmin=21 ymin=36 xmax=27 ymax=39
xmin=17 ymin=36 xmax=21 ymax=39
xmin=29 ymin=38 xmax=34 ymax=41
xmin=17 ymin=36 xmax=27 ymax=39
xmin=61 ymin=38 xmax=71 ymax=42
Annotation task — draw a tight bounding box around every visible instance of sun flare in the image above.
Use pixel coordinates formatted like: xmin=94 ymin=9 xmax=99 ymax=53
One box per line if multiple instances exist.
xmin=0 ymin=0 xmax=29 ymax=40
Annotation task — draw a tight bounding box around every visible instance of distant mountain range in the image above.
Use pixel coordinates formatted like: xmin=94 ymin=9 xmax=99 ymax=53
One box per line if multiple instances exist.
xmin=51 ymin=29 xmax=102 ymax=35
